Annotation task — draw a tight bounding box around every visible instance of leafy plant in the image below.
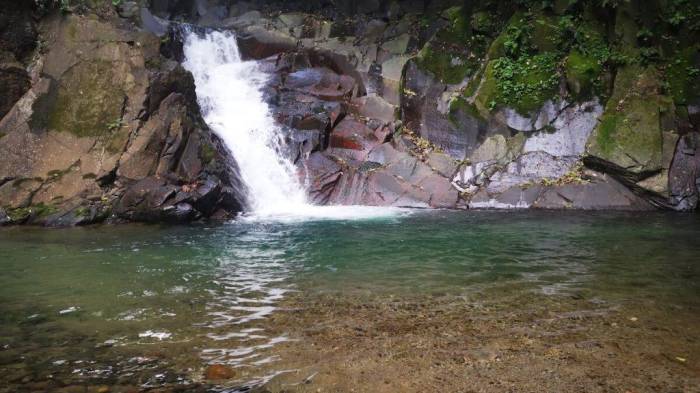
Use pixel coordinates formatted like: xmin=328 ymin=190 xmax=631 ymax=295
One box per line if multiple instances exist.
xmin=107 ymin=118 xmax=124 ymax=132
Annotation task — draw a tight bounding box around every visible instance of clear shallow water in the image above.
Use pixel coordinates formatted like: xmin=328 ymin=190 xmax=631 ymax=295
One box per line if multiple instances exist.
xmin=0 ymin=211 xmax=699 ymax=391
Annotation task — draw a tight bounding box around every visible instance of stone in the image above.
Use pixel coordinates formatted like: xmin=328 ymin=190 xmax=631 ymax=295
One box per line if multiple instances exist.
xmin=523 ymin=100 xmax=604 ymax=157
xmin=669 ymin=132 xmax=700 ymax=210
xmin=427 ymin=151 xmax=458 ymax=178
xmin=586 ymin=66 xmax=663 ymax=174
xmin=350 ymin=94 xmax=395 ymax=124
xmin=285 ymin=67 xmax=356 ymax=101
xmin=0 ymin=14 xmax=246 ymax=226
xmin=204 ymin=364 xmax=236 ymax=380
xmin=0 ymin=61 xmax=30 ymax=119
xmin=117 ymin=1 xmax=140 ymax=19
xmin=140 ymin=7 xmax=169 ymax=37
xmin=302 ymin=152 xmax=343 ymax=205
xmin=328 ymin=115 xmax=382 ymax=161
xmin=236 ymin=25 xmax=297 ymax=59
xmin=0 ymin=2 xmax=37 ymax=62
xmin=533 ymin=174 xmax=653 ymax=210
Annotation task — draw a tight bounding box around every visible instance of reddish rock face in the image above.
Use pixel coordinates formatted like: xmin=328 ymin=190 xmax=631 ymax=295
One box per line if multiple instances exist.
xmin=328 ymin=116 xmax=383 ymax=161
xmin=285 ymin=67 xmax=356 ymax=101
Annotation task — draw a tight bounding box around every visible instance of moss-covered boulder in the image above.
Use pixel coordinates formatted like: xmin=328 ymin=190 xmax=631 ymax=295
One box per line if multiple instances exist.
xmin=414 ymin=6 xmax=492 ymax=85
xmin=565 ymin=50 xmax=602 ymax=99
xmin=586 ymin=65 xmax=663 ymax=174
xmin=47 ymin=60 xmax=126 ymax=137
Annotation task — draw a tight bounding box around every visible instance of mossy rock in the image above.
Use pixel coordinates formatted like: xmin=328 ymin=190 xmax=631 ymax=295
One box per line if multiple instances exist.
xmin=415 ymin=44 xmax=477 ymax=85
xmin=565 ymin=50 xmax=602 ymax=99
xmin=471 ymin=11 xmax=497 ymax=35
xmin=47 ymin=60 xmax=125 ymax=138
xmin=199 ymin=142 xmax=216 ymax=165
xmin=448 ymin=96 xmax=484 ymax=125
xmin=665 ymin=45 xmax=700 ymax=106
xmin=586 ymin=65 xmax=663 ymax=173
xmin=415 ymin=6 xmax=492 ymax=85
xmin=530 ymin=14 xmax=560 ymax=53
xmin=485 ymin=12 xmax=526 ymax=60
xmin=473 ymin=61 xmax=498 ymax=116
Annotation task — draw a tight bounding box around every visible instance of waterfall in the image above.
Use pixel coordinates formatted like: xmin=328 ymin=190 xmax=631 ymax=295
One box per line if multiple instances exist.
xmin=182 ymin=28 xmax=406 ymax=221
xmin=183 ymin=29 xmax=307 ymax=216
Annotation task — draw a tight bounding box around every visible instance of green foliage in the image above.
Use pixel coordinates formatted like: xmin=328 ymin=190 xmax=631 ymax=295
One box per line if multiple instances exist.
xmin=107 ymin=118 xmax=123 ymax=132
xmin=492 ymin=53 xmax=560 ymax=114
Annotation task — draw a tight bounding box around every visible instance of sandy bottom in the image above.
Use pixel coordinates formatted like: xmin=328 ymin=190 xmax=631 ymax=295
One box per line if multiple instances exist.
xmin=257 ymin=291 xmax=700 ymax=393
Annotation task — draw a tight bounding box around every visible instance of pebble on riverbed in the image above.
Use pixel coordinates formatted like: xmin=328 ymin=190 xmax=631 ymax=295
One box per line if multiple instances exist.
xmin=204 ymin=364 xmax=236 ymax=380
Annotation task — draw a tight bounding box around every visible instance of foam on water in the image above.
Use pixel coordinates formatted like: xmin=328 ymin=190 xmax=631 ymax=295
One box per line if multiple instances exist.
xmin=182 ymin=28 xmax=405 ymax=222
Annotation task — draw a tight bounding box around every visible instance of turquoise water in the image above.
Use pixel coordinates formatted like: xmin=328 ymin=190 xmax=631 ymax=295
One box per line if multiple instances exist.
xmin=0 ymin=211 xmax=699 ymax=391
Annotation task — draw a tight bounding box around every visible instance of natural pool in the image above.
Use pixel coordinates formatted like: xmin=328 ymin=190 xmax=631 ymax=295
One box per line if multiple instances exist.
xmin=1 ymin=210 xmax=699 ymax=392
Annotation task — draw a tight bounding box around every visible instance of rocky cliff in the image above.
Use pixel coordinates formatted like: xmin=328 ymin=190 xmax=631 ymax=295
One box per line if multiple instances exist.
xmin=1 ymin=0 xmax=699 ymax=226
xmin=0 ymin=0 xmax=247 ymax=226
xmin=210 ymin=0 xmax=700 ymax=211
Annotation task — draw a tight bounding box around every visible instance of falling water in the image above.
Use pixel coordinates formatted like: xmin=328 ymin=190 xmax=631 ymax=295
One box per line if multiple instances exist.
xmin=183 ymin=28 xmax=406 ymax=221
xmin=182 ymin=29 xmax=308 ymax=217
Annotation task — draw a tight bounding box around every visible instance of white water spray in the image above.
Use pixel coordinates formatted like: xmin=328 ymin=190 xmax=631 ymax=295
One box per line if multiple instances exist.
xmin=183 ymin=29 xmax=407 ymax=221
xmin=183 ymin=29 xmax=307 ymax=216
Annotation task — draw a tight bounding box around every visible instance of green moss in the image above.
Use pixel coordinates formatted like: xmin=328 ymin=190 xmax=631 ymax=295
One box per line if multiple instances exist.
xmin=565 ymin=50 xmax=602 ymax=98
xmin=82 ymin=173 xmax=97 ymax=179
xmin=596 ymin=113 xmax=619 ymax=156
xmin=6 ymin=203 xmax=57 ymax=222
xmin=474 ymin=61 xmax=499 ymax=114
xmin=47 ymin=60 xmax=125 ymax=138
xmin=416 ymin=44 xmax=478 ymax=85
xmin=587 ymin=66 xmax=663 ymax=172
xmin=7 ymin=207 xmax=31 ymax=222
xmin=665 ymin=46 xmax=700 ymax=105
xmin=531 ymin=14 xmax=560 ymax=53
xmin=74 ymin=206 xmax=91 ymax=218
xmin=471 ymin=11 xmax=496 ymax=34
xmin=12 ymin=178 xmax=42 ymax=188
xmin=415 ymin=6 xmax=492 ymax=85
xmin=200 ymin=143 xmax=216 ymax=165
xmin=449 ymin=96 xmax=484 ymax=125
xmin=491 ymin=53 xmax=560 ymax=114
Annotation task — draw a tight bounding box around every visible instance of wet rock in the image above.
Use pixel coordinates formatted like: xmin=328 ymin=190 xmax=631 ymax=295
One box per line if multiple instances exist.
xmin=117 ymin=1 xmax=140 ymax=19
xmin=236 ymin=25 xmax=296 ymax=59
xmin=0 ymin=1 xmax=37 ymax=62
xmin=669 ymin=132 xmax=700 ymax=210
xmin=328 ymin=115 xmax=386 ymax=161
xmin=140 ymin=7 xmax=169 ymax=37
xmin=302 ymin=152 xmax=343 ymax=204
xmin=401 ymin=59 xmax=489 ymax=159
xmin=533 ymin=174 xmax=653 ymax=210
xmin=285 ymin=67 xmax=357 ymax=101
xmin=586 ymin=66 xmax=664 ymax=175
xmin=0 ymin=60 xmax=30 ymax=120
xmin=350 ymin=94 xmax=396 ymax=124
xmin=204 ymin=364 xmax=236 ymax=380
